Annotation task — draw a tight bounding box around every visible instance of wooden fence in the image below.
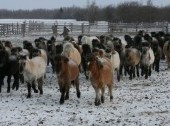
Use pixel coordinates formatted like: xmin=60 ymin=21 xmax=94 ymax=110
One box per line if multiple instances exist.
xmin=0 ymin=21 xmax=169 ymax=37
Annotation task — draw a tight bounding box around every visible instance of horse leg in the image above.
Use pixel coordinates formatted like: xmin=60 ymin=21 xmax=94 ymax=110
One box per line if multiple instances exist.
xmin=148 ymin=65 xmax=152 ymax=76
xmin=155 ymin=60 xmax=160 ymax=73
xmin=101 ymin=86 xmax=105 ymax=103
xmin=27 ymin=82 xmax=31 ymax=98
xmin=82 ymin=60 xmax=88 ymax=79
xmin=12 ymin=73 xmax=19 ymax=91
xmin=152 ymin=61 xmax=155 ymax=70
xmin=0 ymin=76 xmax=4 ymax=93
xmin=60 ymin=86 xmax=66 ymax=104
xmin=32 ymin=80 xmax=38 ymax=93
xmin=141 ymin=65 xmax=144 ymax=76
xmin=125 ymin=65 xmax=130 ymax=76
xmin=47 ymin=56 xmax=50 ymax=66
xmin=116 ymin=69 xmax=120 ymax=82
xmin=38 ymin=77 xmax=44 ymax=95
xmin=94 ymin=87 xmax=101 ymax=106
xmin=119 ymin=65 xmax=123 ymax=76
xmin=19 ymin=74 xmax=24 ymax=84
xmin=108 ymin=84 xmax=113 ymax=102
xmin=75 ymin=77 xmax=81 ymax=98
xmin=51 ymin=59 xmax=55 ymax=73
xmin=136 ymin=64 xmax=140 ymax=77
xmin=1 ymin=76 xmax=4 ymax=86
xmin=65 ymin=84 xmax=70 ymax=100
xmin=133 ymin=66 xmax=136 ymax=78
xmin=129 ymin=66 xmax=133 ymax=80
xmin=145 ymin=66 xmax=149 ymax=79
xmin=7 ymin=75 xmax=12 ymax=93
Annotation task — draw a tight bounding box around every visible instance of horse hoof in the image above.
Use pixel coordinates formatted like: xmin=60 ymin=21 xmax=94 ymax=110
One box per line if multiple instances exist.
xmin=27 ymin=95 xmax=31 ymax=98
xmin=77 ymin=92 xmax=81 ymax=98
xmin=110 ymin=96 xmax=113 ymax=101
xmin=60 ymin=100 xmax=64 ymax=104
xmin=16 ymin=86 xmax=19 ymax=91
xmin=117 ymin=77 xmax=120 ymax=82
xmin=12 ymin=85 xmax=15 ymax=90
xmin=7 ymin=90 xmax=10 ymax=93
xmin=95 ymin=100 xmax=101 ymax=106
xmin=34 ymin=89 xmax=38 ymax=93
xmin=40 ymin=92 xmax=43 ymax=95
xmin=95 ymin=102 xmax=101 ymax=106
xmin=101 ymin=96 xmax=104 ymax=103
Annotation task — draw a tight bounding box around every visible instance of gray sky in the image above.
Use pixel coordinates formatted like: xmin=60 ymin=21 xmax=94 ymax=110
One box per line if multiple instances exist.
xmin=0 ymin=0 xmax=170 ymax=10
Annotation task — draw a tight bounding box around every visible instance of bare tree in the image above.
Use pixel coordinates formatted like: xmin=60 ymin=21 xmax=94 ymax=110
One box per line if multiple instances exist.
xmin=87 ymin=1 xmax=99 ymax=23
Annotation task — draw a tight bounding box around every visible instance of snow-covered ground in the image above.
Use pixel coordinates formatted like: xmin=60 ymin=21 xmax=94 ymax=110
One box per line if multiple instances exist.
xmin=0 ymin=36 xmax=170 ymax=126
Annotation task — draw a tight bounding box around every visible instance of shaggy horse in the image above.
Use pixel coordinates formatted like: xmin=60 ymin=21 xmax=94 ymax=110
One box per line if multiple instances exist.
xmin=140 ymin=47 xmax=155 ymax=79
xmin=62 ymin=42 xmax=81 ymax=66
xmin=105 ymin=49 xmax=120 ymax=82
xmin=54 ymin=55 xmax=81 ymax=104
xmin=124 ymin=48 xmax=141 ymax=80
xmin=88 ymin=53 xmax=113 ymax=106
xmin=19 ymin=51 xmax=47 ymax=98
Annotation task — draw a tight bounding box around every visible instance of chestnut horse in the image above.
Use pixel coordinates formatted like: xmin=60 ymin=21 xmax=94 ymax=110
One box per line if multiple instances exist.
xmin=55 ymin=55 xmax=81 ymax=104
xmin=88 ymin=53 xmax=114 ymax=106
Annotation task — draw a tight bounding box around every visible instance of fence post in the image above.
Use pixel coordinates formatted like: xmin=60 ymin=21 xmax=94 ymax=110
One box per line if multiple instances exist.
xmin=22 ymin=21 xmax=26 ymax=37
xmin=12 ymin=23 xmax=14 ymax=35
xmin=2 ymin=24 xmax=5 ymax=36
xmin=16 ymin=23 xmax=19 ymax=35
xmin=81 ymin=23 xmax=84 ymax=34
xmin=136 ymin=23 xmax=138 ymax=33
xmin=5 ymin=24 xmax=9 ymax=35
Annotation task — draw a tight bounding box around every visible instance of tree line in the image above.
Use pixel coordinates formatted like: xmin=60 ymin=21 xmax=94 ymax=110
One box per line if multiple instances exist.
xmin=0 ymin=1 xmax=170 ymax=23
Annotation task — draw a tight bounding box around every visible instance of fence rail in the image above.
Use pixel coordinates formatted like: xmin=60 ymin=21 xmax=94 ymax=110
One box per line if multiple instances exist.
xmin=0 ymin=21 xmax=169 ymax=37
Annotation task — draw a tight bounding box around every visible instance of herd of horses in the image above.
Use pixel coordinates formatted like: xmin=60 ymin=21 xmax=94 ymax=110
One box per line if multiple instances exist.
xmin=0 ymin=30 xmax=170 ymax=106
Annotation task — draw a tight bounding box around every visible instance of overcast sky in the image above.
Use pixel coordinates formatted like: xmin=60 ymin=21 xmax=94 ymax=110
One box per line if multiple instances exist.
xmin=0 ymin=0 xmax=170 ymax=10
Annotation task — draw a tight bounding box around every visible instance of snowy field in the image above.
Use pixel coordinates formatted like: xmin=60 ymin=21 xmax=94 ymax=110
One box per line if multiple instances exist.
xmin=0 ymin=35 xmax=170 ymax=126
